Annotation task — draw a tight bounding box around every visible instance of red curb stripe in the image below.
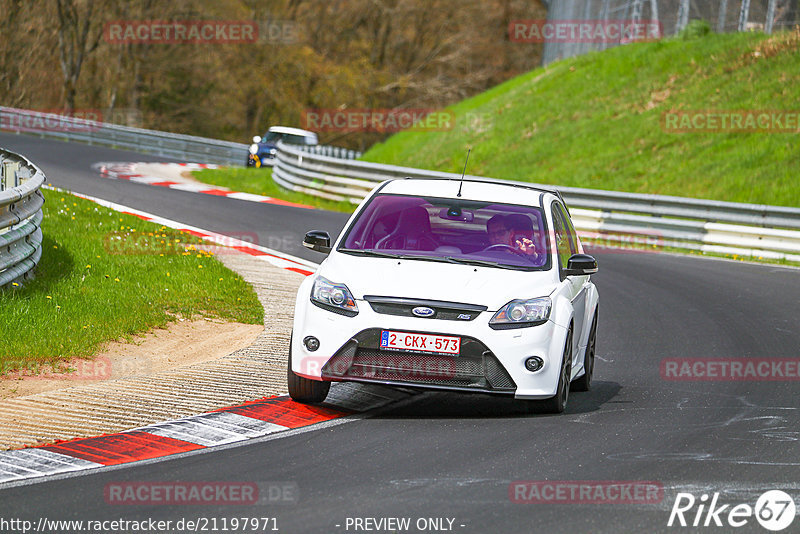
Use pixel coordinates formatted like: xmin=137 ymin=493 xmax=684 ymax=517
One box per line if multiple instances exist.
xmin=177 ymin=229 xmax=207 ymax=238
xmin=217 ymin=396 xmax=351 ymax=428
xmin=119 ymin=211 xmax=152 ymax=222
xmin=287 ymin=267 xmax=314 ymax=276
xmin=149 ymin=181 xmax=180 ymax=187
xmin=200 ymin=189 xmax=233 ymax=196
xmin=259 ymin=198 xmax=315 ymax=209
xmin=232 ymin=245 xmax=267 ymax=256
xmin=41 ymin=431 xmax=204 ymax=466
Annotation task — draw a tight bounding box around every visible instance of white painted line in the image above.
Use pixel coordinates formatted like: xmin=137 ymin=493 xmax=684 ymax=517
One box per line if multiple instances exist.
xmin=165 ymin=183 xmax=217 ymax=193
xmin=16 ymin=449 xmax=103 ymax=470
xmin=0 ymin=468 xmax=24 ymax=482
xmin=226 ymin=192 xmax=275 ymax=202
xmin=129 ymin=175 xmax=171 ymax=184
xmin=173 ymin=412 xmax=289 ymax=438
xmin=0 ymin=460 xmax=39 ymax=477
xmin=0 ymin=449 xmax=101 ymax=476
xmin=134 ymin=414 xmax=289 ymax=447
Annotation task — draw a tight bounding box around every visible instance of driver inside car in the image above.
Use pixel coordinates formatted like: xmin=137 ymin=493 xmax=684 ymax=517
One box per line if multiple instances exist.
xmin=486 ymin=214 xmax=513 ymax=246
xmin=486 ymin=214 xmax=539 ymax=258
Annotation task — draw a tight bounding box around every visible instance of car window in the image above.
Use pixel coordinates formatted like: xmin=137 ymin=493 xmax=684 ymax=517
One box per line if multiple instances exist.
xmin=262 ymin=132 xmax=310 ymax=144
xmin=339 ymin=193 xmax=551 ymax=271
xmin=551 ymin=202 xmax=573 ymax=271
xmin=556 ymin=202 xmax=580 ymax=256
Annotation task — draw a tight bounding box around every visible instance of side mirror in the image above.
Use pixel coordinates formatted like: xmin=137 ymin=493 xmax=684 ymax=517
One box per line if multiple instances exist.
xmin=252 ymin=135 xmax=262 ymax=143
xmin=303 ymin=230 xmax=331 ymax=254
xmin=564 ymin=254 xmax=597 ymax=276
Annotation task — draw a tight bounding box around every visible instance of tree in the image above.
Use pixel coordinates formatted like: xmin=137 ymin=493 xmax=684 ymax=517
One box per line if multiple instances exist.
xmin=55 ymin=0 xmax=106 ymax=111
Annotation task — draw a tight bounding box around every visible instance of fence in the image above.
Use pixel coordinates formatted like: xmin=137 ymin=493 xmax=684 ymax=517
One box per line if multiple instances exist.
xmin=1 ymin=106 xmax=362 ymax=167
xmin=272 ymin=141 xmax=800 ymax=262
xmin=0 ymin=149 xmax=46 ymax=288
xmin=0 ymin=106 xmax=248 ymax=166
xmin=542 ymin=0 xmax=799 ymax=65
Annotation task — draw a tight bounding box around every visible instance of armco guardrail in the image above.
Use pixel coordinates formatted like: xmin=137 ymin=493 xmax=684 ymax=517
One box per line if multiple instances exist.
xmin=0 ymin=148 xmax=45 ymax=288
xmin=273 ymin=141 xmax=800 ymax=262
xmin=0 ymin=106 xmax=247 ymax=166
xmin=0 ymin=106 xmax=361 ymax=167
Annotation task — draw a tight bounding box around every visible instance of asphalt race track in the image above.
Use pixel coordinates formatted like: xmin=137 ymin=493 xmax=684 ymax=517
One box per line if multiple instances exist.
xmin=1 ymin=133 xmax=799 ymax=533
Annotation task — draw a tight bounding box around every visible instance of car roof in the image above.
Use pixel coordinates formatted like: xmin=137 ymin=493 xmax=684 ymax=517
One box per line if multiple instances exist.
xmin=266 ymin=126 xmax=318 ymax=137
xmin=378 ymin=177 xmax=564 ymax=209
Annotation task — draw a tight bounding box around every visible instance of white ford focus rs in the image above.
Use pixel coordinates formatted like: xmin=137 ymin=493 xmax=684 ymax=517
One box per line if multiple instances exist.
xmin=288 ymin=177 xmax=599 ymax=413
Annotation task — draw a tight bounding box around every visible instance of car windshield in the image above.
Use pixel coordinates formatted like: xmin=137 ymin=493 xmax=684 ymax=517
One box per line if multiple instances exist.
xmin=262 ymin=131 xmax=311 ymax=145
xmin=339 ymin=193 xmax=550 ymax=270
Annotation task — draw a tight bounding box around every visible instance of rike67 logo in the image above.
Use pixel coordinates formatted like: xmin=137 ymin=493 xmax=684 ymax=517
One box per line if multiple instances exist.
xmin=668 ymin=490 xmax=796 ymax=531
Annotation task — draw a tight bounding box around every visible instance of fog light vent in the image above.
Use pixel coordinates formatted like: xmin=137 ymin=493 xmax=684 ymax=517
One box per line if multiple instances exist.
xmin=304 ymin=336 xmax=320 ymax=352
xmin=525 ymin=356 xmax=544 ymax=372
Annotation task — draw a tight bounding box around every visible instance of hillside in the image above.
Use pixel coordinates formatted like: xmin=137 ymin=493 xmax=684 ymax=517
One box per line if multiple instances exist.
xmin=362 ymin=29 xmax=800 ymax=207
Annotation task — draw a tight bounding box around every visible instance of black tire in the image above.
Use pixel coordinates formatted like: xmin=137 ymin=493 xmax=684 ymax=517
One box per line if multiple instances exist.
xmin=287 ymin=334 xmax=330 ymax=404
xmin=524 ymin=327 xmax=572 ymax=414
xmin=571 ymin=311 xmax=597 ymax=392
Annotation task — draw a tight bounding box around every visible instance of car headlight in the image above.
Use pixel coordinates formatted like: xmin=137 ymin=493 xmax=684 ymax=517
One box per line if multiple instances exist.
xmin=249 ymin=143 xmax=259 ymax=155
xmin=490 ymin=297 xmax=551 ymax=329
xmin=311 ymin=276 xmax=358 ymax=315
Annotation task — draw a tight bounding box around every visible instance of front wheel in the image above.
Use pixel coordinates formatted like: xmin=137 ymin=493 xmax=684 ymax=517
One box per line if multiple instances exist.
xmin=287 ymin=334 xmax=330 ymax=404
xmin=524 ymin=328 xmax=572 ymax=414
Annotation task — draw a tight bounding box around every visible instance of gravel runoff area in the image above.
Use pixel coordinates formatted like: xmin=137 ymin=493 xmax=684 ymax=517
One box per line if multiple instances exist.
xmin=0 ymin=252 xmax=306 ymax=450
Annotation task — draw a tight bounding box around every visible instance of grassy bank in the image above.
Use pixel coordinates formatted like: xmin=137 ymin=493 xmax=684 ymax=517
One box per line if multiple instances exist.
xmin=0 ymin=189 xmax=263 ymax=370
xmin=363 ymin=29 xmax=800 ymax=208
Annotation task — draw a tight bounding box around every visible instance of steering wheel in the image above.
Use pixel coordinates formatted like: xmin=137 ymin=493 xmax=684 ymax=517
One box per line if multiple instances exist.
xmin=481 ymin=243 xmax=517 ymax=253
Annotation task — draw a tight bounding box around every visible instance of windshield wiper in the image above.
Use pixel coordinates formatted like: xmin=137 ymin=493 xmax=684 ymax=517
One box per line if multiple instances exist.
xmin=338 ymin=248 xmax=401 ymax=259
xmin=397 ymin=255 xmax=454 ymax=263
xmin=445 ymin=257 xmax=523 ymax=270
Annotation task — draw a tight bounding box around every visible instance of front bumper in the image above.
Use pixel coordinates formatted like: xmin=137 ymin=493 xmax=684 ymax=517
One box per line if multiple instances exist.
xmin=247 ymin=154 xmax=276 ymax=167
xmin=292 ymin=285 xmax=570 ymax=400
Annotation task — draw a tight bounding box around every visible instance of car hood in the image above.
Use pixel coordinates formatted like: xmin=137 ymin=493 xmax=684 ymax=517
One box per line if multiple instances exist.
xmin=317 ymin=253 xmax=557 ymax=311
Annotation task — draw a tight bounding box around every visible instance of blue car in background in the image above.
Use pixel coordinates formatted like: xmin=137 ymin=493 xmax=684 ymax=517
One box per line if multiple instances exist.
xmin=247 ymin=126 xmax=319 ymax=167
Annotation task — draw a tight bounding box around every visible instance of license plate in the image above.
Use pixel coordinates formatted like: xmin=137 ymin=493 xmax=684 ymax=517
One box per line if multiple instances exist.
xmin=380 ymin=330 xmax=460 ymax=355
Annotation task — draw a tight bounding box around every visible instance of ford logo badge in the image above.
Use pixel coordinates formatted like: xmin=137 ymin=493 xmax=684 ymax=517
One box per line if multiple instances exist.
xmin=412 ymin=306 xmax=435 ymax=318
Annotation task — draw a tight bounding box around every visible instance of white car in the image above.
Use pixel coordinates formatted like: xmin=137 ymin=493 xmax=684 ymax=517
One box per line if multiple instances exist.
xmin=288 ymin=177 xmax=599 ymax=413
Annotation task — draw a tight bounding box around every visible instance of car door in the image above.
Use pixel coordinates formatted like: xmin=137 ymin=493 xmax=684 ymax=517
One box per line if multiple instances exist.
xmin=557 ymin=203 xmax=589 ymax=365
xmin=552 ymin=201 xmax=587 ymax=373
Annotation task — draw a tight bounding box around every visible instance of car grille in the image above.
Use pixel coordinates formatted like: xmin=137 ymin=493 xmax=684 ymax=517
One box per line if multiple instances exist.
xmin=364 ymin=295 xmax=488 ymax=322
xmin=321 ymin=330 xmax=515 ymax=392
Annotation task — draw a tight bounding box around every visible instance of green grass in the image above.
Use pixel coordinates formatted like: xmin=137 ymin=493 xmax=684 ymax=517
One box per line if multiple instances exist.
xmin=0 ymin=189 xmax=263 ymax=371
xmin=362 ymin=29 xmax=800 ymax=208
xmin=193 ymin=167 xmax=356 ymax=213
